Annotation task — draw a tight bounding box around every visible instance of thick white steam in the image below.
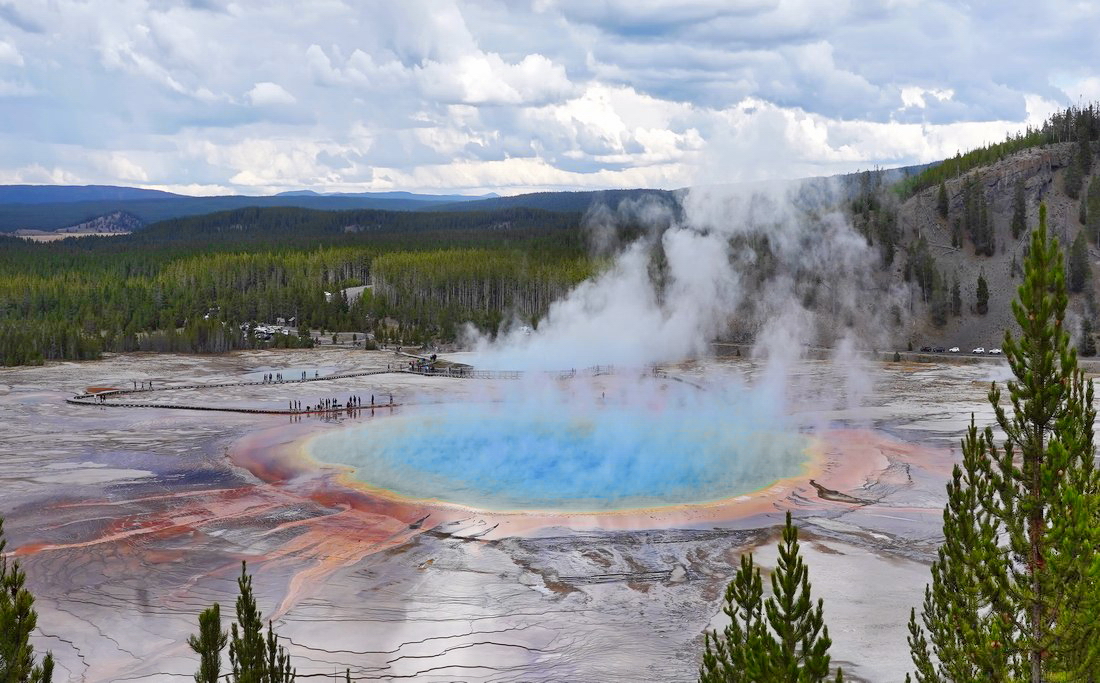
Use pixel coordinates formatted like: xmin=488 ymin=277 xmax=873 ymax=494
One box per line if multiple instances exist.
xmin=466 ymin=179 xmax=907 ymax=393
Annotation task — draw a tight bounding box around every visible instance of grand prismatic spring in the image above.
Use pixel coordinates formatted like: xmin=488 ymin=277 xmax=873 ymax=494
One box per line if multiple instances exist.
xmin=0 ymin=346 xmax=1008 ymax=681
xmin=305 ymin=380 xmax=808 ymax=512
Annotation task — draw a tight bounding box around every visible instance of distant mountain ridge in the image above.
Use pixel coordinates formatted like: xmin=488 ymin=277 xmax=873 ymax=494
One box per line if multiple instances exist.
xmin=0 ymin=184 xmax=184 ymax=204
xmin=0 ymin=165 xmax=934 ymax=233
xmin=0 ymin=187 xmax=673 ymax=232
xmin=0 ymin=194 xmax=474 ymax=232
xmin=427 ymin=188 xmax=680 ymax=213
xmin=276 ymin=190 xmax=498 ymax=202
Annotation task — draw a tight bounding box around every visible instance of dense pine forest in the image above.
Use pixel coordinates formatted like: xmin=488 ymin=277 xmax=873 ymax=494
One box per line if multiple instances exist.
xmin=0 ymin=206 xmax=595 ymax=365
xmin=895 ymin=103 xmax=1100 ymax=198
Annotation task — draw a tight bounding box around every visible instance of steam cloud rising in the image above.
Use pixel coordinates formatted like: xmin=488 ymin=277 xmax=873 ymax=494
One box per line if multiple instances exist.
xmin=466 ymin=180 xmax=907 ymax=382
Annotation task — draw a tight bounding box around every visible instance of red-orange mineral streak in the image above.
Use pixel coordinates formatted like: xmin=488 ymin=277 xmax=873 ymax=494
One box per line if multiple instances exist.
xmin=13 ymin=422 xmax=951 ymax=620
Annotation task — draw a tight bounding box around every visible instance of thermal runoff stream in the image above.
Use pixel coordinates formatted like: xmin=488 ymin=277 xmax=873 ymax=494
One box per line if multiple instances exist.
xmin=305 ymin=377 xmax=810 ymax=511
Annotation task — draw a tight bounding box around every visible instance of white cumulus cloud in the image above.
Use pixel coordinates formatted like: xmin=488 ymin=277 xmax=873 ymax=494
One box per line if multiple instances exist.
xmin=246 ymin=81 xmax=297 ymax=106
xmin=0 ymin=40 xmax=23 ymax=66
xmin=0 ymin=0 xmax=1095 ymax=192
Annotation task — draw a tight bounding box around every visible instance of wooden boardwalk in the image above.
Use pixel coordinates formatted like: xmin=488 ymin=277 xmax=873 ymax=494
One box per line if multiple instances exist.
xmin=64 ymin=396 xmax=403 ymax=415
xmin=69 ymin=368 xmax=417 ymax=415
xmin=67 ymin=364 xmax=636 ymax=416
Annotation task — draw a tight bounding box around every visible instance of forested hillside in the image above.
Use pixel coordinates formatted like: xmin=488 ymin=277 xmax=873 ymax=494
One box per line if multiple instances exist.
xmin=371 ymin=249 xmax=595 ymax=336
xmin=0 ymin=206 xmax=595 ymax=365
xmin=893 ymin=103 xmax=1100 ymax=352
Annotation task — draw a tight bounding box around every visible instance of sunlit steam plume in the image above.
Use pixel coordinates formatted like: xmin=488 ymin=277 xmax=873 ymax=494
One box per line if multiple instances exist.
xmin=466 ymin=180 xmax=907 ymax=374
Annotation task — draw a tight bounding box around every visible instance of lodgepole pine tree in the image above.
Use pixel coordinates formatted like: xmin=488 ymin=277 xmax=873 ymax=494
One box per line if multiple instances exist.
xmin=188 ymin=603 xmax=227 ymax=683
xmin=976 ymin=273 xmax=989 ymax=314
xmin=1066 ymin=155 xmax=1084 ymax=200
xmin=0 ymin=517 xmax=54 ymax=683
xmin=908 ymin=202 xmax=1100 ymax=681
xmin=228 ymin=562 xmax=296 ymax=683
xmin=263 ymin=620 xmax=294 ymax=683
xmin=1012 ymin=178 xmax=1027 ymax=240
xmin=1081 ymin=318 xmax=1097 ymax=358
xmin=700 ymin=553 xmax=770 ymax=682
xmin=1068 ymin=230 xmax=1090 ymax=293
xmin=700 ymin=512 xmax=842 ymax=682
xmin=1087 ymin=176 xmax=1100 ymax=244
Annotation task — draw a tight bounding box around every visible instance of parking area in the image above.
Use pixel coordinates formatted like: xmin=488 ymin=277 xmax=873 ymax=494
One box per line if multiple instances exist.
xmin=918 ymin=345 xmax=1002 ymax=356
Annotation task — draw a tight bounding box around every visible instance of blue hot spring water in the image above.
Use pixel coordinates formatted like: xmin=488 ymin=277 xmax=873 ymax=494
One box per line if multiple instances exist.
xmin=307 ymin=381 xmax=808 ymax=512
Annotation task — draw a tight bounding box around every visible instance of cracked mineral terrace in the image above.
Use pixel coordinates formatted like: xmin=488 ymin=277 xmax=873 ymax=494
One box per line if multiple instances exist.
xmin=0 ymin=348 xmax=1010 ymax=681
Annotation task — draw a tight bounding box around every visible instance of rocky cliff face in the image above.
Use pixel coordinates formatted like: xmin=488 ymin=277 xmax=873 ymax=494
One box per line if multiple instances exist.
xmin=897 ymin=141 xmax=1093 ymax=351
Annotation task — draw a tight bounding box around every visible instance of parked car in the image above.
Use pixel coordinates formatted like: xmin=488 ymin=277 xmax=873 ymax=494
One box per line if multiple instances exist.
xmin=988 ymin=348 xmax=1002 ymax=355
xmin=972 ymin=347 xmax=985 ymax=354
xmin=920 ymin=345 xmax=932 ymax=352
xmin=932 ymin=346 xmax=946 ymax=353
xmin=948 ymin=347 xmax=960 ymax=353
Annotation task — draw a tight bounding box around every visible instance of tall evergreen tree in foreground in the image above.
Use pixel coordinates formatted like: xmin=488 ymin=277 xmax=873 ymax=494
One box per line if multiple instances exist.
xmin=216 ymin=561 xmax=295 ymax=683
xmin=700 ymin=511 xmax=842 ymax=682
xmin=189 ymin=603 xmax=227 ymax=683
xmin=229 ymin=562 xmax=265 ymax=681
xmin=908 ymin=203 xmax=1100 ymax=681
xmin=229 ymin=561 xmax=296 ymax=683
xmin=0 ymin=517 xmax=54 ymax=683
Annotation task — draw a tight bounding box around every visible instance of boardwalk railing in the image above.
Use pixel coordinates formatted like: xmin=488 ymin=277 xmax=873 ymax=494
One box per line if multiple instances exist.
xmin=66 ymin=362 xmax=692 ymax=415
xmin=65 ymin=395 xmax=403 ymax=416
xmin=403 ymin=368 xmax=522 ymax=380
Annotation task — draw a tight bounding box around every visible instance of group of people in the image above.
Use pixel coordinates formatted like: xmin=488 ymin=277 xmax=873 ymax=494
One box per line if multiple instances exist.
xmin=131 ymin=380 xmax=154 ymax=390
xmin=263 ymin=369 xmax=328 ymax=384
xmin=254 ymin=367 xmax=409 ymax=415
xmin=265 ymin=370 xmax=320 ymax=383
xmin=299 ymin=394 xmax=394 ymax=413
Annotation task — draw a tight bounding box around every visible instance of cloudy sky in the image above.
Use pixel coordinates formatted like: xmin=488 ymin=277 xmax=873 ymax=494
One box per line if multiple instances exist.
xmin=0 ymin=0 xmax=1097 ymax=196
